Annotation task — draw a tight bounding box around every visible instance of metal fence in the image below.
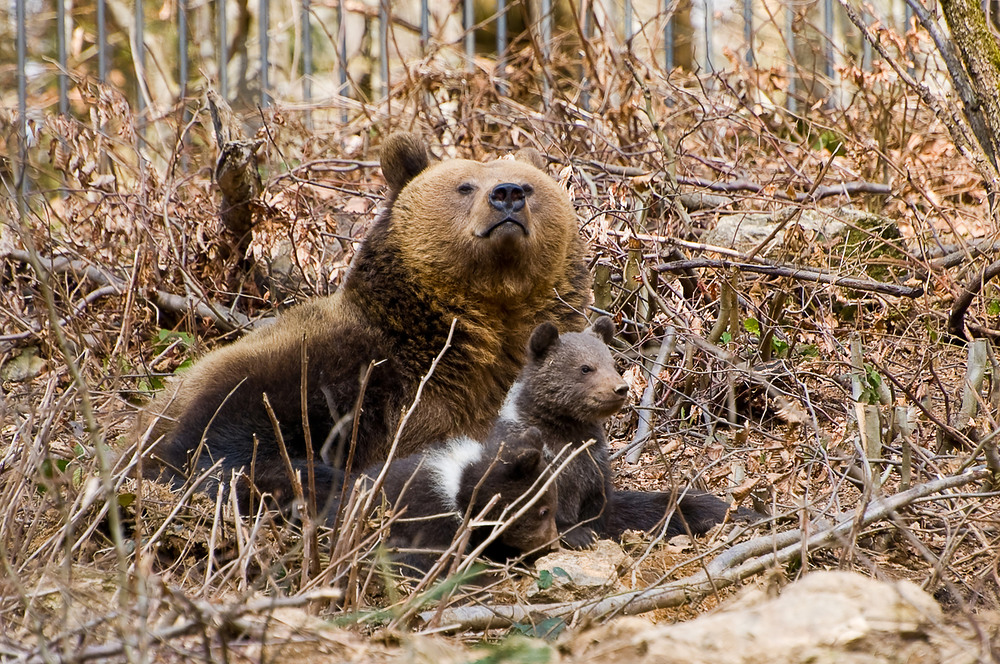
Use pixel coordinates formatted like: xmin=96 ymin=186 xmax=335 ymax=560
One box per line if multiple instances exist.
xmin=12 ymin=1 xmax=924 ymax=104
xmin=5 ymin=0 xmax=926 ymax=186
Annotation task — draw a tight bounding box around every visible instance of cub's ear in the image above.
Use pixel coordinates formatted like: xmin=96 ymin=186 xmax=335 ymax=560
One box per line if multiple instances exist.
xmin=514 ymin=146 xmax=547 ymax=170
xmin=528 ymin=322 xmax=560 ymax=361
xmin=517 ymin=426 xmax=545 ymax=450
xmin=508 ymin=446 xmax=543 ymax=476
xmin=590 ymin=315 xmax=615 ymax=345
xmin=380 ymin=132 xmax=429 ymax=191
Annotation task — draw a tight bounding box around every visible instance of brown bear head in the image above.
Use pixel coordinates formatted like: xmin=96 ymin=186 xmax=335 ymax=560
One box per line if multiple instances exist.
xmin=524 ymin=315 xmax=629 ymax=422
xmin=379 ymin=133 xmax=578 ymax=303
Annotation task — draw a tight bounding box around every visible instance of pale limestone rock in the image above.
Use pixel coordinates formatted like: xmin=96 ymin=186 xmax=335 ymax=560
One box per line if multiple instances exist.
xmin=529 ymin=539 xmax=630 ymax=602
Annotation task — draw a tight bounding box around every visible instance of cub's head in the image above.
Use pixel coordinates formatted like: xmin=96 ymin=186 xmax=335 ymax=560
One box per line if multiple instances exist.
xmin=379 ymin=132 xmax=578 ymax=301
xmin=459 ymin=426 xmax=559 ymax=557
xmin=524 ymin=315 xmax=628 ymax=422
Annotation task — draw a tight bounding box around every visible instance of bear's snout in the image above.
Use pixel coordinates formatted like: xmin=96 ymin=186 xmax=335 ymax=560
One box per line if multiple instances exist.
xmin=489 ymin=183 xmax=527 ymax=215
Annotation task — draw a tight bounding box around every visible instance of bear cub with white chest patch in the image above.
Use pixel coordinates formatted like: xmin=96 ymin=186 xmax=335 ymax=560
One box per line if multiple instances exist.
xmin=353 ymin=426 xmax=559 ymax=574
xmin=492 ymin=316 xmax=752 ymax=549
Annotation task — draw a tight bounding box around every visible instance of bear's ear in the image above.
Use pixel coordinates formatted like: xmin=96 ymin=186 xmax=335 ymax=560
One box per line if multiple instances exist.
xmin=528 ymin=322 xmax=560 ymax=360
xmin=590 ymin=315 xmax=615 ymax=345
xmin=517 ymin=426 xmax=545 ymax=450
xmin=380 ymin=132 xmax=429 ymax=191
xmin=507 ymin=446 xmax=542 ymax=476
xmin=514 ymin=146 xmax=547 ymax=170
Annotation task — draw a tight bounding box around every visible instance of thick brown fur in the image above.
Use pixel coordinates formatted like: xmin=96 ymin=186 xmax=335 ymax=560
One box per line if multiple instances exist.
xmin=135 ymin=133 xmax=591 ymax=506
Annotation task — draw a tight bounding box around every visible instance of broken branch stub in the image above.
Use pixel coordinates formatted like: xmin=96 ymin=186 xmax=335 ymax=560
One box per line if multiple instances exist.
xmin=208 ymin=89 xmax=263 ymax=259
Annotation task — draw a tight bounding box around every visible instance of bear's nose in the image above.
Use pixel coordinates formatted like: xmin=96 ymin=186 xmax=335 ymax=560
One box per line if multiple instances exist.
xmin=489 ymin=183 xmax=527 ymax=214
xmin=615 ymin=383 xmax=629 ymax=397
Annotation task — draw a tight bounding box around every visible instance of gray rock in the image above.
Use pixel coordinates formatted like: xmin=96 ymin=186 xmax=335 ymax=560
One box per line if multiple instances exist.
xmin=1 ymin=346 xmax=45 ymax=382
xmin=702 ymin=208 xmax=883 ymax=255
xmin=568 ymin=570 xmax=971 ymax=664
xmin=529 ymin=539 xmax=630 ymax=602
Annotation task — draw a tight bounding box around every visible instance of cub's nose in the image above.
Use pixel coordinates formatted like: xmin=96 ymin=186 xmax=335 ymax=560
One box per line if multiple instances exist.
xmin=614 ymin=382 xmax=629 ymax=398
xmin=489 ymin=183 xmax=527 ymax=214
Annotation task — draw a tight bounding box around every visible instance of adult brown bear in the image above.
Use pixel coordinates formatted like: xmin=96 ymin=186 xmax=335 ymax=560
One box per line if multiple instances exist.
xmin=136 ymin=133 xmax=591 ymax=510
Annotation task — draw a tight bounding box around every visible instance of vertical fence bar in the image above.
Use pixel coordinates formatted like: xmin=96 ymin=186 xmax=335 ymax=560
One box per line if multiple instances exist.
xmin=581 ymin=0 xmax=592 ymax=109
xmin=179 ymin=0 xmax=189 ymax=156
xmin=179 ymin=0 xmax=188 ymax=100
xmin=302 ymin=0 xmax=312 ymax=102
xmin=218 ymin=0 xmax=228 ymax=97
xmin=541 ymin=0 xmax=552 ymax=57
xmin=260 ymin=0 xmax=270 ymax=105
xmin=57 ymin=0 xmax=68 ymax=114
xmin=497 ymin=0 xmax=507 ymax=88
xmin=98 ymin=0 xmax=107 ymax=81
xmin=744 ymin=0 xmax=754 ymax=65
xmin=16 ymin=0 xmax=27 ymax=202
xmin=464 ymin=0 xmax=474 ymax=70
xmin=136 ymin=0 xmax=146 ymax=140
xmin=664 ymin=0 xmax=674 ymax=71
xmin=337 ymin=0 xmax=348 ymax=122
xmin=861 ymin=6 xmax=871 ymax=70
xmin=703 ymin=0 xmax=714 ymax=72
xmin=541 ymin=0 xmax=552 ymax=102
xmin=420 ymin=0 xmax=429 ymax=51
xmin=302 ymin=0 xmax=313 ymax=127
xmin=824 ymin=0 xmax=834 ymax=79
xmin=785 ymin=0 xmax=797 ymax=112
xmin=905 ymin=2 xmax=915 ymax=76
xmin=379 ymin=1 xmax=389 ymax=99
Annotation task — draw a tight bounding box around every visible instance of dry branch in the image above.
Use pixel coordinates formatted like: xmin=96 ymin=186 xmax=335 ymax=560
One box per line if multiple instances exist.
xmin=207 ymin=88 xmax=263 ymax=258
xmin=675 ymin=176 xmax=893 ymax=202
xmin=948 ymin=257 xmax=1000 ymax=341
xmin=655 ymin=258 xmax=924 ymax=298
xmin=18 ymin=588 xmax=343 ymax=664
xmin=624 ymin=330 xmax=675 ymax=464
xmin=838 ymin=0 xmax=999 ymax=193
xmin=416 ymin=468 xmax=990 ymax=631
xmin=929 ymin=238 xmax=1000 ymax=270
xmin=581 ymin=162 xmax=892 ymax=202
xmin=5 ymin=249 xmax=253 ymax=333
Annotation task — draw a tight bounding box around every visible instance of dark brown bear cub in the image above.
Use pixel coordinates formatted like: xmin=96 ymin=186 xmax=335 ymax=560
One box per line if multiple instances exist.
xmin=490 ymin=317 xmax=624 ymax=548
xmin=491 ymin=317 xmax=750 ymax=548
xmin=353 ymin=427 xmax=558 ymax=574
xmin=135 ymin=133 xmax=590 ymax=507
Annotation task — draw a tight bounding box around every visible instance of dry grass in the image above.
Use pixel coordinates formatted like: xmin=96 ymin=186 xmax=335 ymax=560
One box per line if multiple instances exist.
xmin=2 ymin=28 xmax=1000 ymax=662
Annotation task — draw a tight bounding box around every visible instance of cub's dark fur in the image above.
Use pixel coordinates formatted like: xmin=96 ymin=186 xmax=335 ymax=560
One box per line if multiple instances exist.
xmin=354 ymin=427 xmax=558 ymax=573
xmin=490 ymin=316 xmax=624 ymax=548
xmin=601 ymin=490 xmax=747 ymax=540
xmin=491 ymin=317 xmax=751 ymax=548
xmin=135 ymin=133 xmax=590 ymax=506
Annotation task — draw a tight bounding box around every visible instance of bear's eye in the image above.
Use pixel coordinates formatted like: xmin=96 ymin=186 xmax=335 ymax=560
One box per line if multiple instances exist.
xmin=457 ymin=183 xmax=475 ymax=195
xmin=539 ymin=507 xmax=550 ymax=518
xmin=581 ymin=365 xmax=593 ymax=375
xmin=522 ymin=184 xmax=534 ymax=195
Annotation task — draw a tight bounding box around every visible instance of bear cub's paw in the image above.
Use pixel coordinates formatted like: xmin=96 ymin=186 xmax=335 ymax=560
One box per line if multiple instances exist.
xmin=562 ymin=525 xmax=599 ymax=550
